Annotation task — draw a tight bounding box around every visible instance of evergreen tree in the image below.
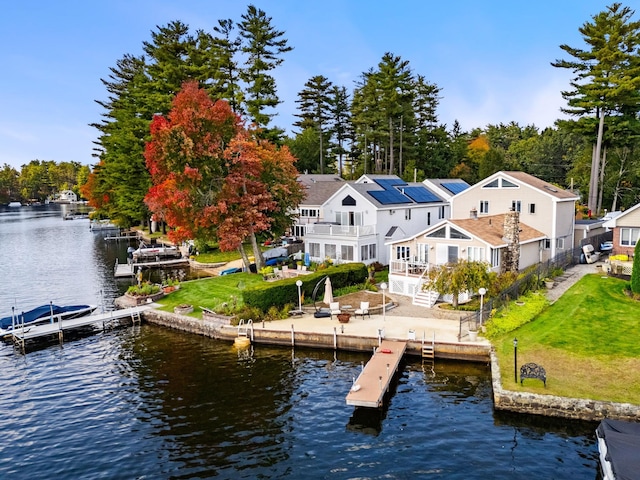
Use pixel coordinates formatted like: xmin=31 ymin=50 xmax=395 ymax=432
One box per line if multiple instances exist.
xmin=329 ymin=85 xmax=353 ymax=177
xmin=552 ymin=3 xmax=640 ymax=213
xmin=211 ymin=19 xmax=244 ymax=112
xmin=238 ymin=5 xmax=292 ymax=136
xmin=294 ymin=75 xmax=333 ymax=173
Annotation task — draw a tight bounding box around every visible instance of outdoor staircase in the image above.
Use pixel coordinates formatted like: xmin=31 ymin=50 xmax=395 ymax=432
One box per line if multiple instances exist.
xmin=413 ymin=288 xmax=439 ymax=308
xmin=421 ymin=332 xmax=435 ymax=359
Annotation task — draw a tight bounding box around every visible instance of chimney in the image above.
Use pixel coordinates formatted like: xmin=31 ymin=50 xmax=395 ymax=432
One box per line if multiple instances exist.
xmin=501 ymin=209 xmax=520 ymax=273
xmin=470 ymin=208 xmax=478 ymax=219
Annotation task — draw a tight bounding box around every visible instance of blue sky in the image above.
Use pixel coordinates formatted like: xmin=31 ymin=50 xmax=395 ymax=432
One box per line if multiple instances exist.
xmin=0 ymin=1 xmax=614 ymax=169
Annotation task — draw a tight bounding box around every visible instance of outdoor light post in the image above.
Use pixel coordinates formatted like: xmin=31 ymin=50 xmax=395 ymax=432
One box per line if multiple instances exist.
xmin=513 ymin=337 xmax=518 ymax=383
xmin=380 ymin=282 xmax=388 ymax=322
xmin=296 ymin=280 xmax=303 ymax=312
xmin=478 ymin=287 xmax=486 ymax=326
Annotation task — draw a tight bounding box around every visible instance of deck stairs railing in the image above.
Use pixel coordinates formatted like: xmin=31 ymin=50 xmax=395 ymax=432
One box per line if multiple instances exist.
xmin=412 ymin=270 xmax=439 ymax=308
xmin=237 ymin=319 xmax=253 ymax=340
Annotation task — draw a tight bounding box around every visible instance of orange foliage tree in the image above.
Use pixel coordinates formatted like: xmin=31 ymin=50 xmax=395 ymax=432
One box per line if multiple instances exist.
xmin=144 ymin=80 xmax=304 ymax=270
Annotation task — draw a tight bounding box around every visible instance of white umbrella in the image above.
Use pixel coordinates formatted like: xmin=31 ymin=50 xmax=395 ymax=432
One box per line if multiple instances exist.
xmin=323 ymin=277 xmax=334 ymax=305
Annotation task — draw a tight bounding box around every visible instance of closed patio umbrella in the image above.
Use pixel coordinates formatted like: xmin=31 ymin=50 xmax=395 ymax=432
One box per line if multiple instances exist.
xmin=323 ymin=277 xmax=334 ymax=305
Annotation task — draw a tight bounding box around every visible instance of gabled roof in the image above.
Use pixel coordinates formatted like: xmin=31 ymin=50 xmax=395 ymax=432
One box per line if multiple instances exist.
xmin=449 ymin=214 xmax=546 ymax=247
xmin=388 ymin=213 xmax=545 ymax=248
xmin=603 ymin=203 xmax=640 ymax=228
xmin=298 ymin=175 xmax=347 ymax=206
xmin=493 ymin=171 xmax=578 ymax=201
xmin=346 ymin=175 xmax=445 ymax=208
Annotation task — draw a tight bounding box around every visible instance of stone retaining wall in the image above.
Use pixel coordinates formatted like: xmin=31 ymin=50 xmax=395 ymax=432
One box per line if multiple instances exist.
xmin=141 ymin=309 xmax=490 ymax=361
xmin=490 ymin=350 xmax=640 ymax=422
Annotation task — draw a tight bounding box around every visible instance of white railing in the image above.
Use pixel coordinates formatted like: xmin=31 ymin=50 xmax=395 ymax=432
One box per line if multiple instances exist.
xmin=305 ymin=224 xmax=376 ymax=237
xmin=389 ymin=259 xmax=429 ymax=276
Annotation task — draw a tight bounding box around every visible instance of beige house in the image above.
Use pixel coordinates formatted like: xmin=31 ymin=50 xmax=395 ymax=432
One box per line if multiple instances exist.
xmin=450 ymin=171 xmax=578 ymax=261
xmin=387 ymin=211 xmax=545 ymax=306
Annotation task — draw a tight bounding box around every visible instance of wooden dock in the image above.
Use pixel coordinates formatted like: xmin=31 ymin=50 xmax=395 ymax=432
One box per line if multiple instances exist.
xmin=10 ymin=305 xmax=150 ymax=350
xmin=346 ymin=340 xmax=407 ymax=408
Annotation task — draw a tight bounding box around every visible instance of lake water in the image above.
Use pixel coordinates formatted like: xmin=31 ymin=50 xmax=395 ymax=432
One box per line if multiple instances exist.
xmin=0 ymin=205 xmax=601 ymax=479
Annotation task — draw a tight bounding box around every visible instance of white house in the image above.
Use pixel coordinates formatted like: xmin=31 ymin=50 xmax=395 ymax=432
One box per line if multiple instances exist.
xmin=303 ymin=175 xmax=450 ymax=266
xmin=291 ymin=174 xmax=346 ymax=238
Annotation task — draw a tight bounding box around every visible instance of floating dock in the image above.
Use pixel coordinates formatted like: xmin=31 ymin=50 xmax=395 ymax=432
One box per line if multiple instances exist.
xmin=10 ymin=305 xmax=150 ymax=351
xmin=346 ymin=340 xmax=407 ymax=408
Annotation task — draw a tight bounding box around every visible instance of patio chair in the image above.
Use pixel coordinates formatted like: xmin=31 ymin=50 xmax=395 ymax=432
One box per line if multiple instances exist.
xmin=273 ymin=267 xmax=281 ymax=278
xmin=329 ymin=302 xmax=341 ymax=319
xmin=354 ymin=301 xmax=370 ymax=320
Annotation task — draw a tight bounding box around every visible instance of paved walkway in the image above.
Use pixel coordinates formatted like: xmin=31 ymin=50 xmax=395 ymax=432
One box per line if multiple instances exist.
xmin=544 ymin=261 xmax=603 ymax=303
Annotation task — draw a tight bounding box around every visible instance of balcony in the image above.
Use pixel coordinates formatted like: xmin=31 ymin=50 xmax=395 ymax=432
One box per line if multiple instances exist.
xmin=305 ymin=224 xmax=376 ymax=238
xmin=389 ymin=259 xmax=429 ymax=276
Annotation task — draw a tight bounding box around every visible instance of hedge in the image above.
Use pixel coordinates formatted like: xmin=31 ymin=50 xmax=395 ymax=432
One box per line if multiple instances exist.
xmin=242 ymin=263 xmax=368 ymax=312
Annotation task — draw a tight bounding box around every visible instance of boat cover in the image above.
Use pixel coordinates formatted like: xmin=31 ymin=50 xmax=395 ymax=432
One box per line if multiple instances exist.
xmin=597 ymin=418 xmax=640 ymax=480
xmin=0 ymin=304 xmax=93 ymax=329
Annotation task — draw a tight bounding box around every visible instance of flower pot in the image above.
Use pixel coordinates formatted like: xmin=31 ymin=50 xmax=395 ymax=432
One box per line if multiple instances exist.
xmin=337 ymin=313 xmax=351 ymax=323
xmin=174 ymin=304 xmax=194 ymax=315
xmin=468 ymin=330 xmax=478 ymax=342
xmin=544 ymin=280 xmax=554 ymax=289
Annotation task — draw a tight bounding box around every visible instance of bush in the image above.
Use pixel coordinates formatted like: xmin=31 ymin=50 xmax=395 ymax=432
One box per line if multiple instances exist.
xmin=631 ymin=241 xmax=640 ymax=294
xmin=127 ymin=282 xmax=161 ymax=296
xmin=483 ymin=292 xmax=549 ymax=339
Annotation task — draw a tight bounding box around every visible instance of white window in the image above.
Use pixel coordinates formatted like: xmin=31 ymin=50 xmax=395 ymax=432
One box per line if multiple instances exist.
xmin=405 ymin=209 xmax=411 ymax=220
xmin=467 ymin=246 xmax=484 ymax=262
xmin=529 ymin=203 xmax=536 ymax=214
xmin=620 ymin=228 xmax=640 ymax=246
xmin=360 ymin=244 xmax=377 ymax=261
xmin=556 ymin=238 xmax=565 ymax=250
xmin=335 ymin=211 xmax=362 ymax=226
xmin=447 ymin=246 xmax=459 ymax=263
xmin=438 ymin=206 xmax=445 ymax=219
xmin=293 ymin=225 xmax=306 ymax=237
xmin=416 ymin=243 xmax=429 ymax=263
xmin=309 ymin=242 xmax=320 ymax=257
xmin=480 ymin=201 xmax=489 ymax=214
xmin=511 ymin=200 xmax=521 ymax=212
xmin=396 ymin=246 xmax=411 ymax=260
xmin=341 ymin=245 xmax=354 ymax=261
xmin=427 ymin=212 xmax=431 ymax=225
xmin=491 ymin=248 xmax=500 ymax=267
xmin=325 ymin=244 xmax=337 ymax=259
xmin=300 ymin=208 xmax=318 ymax=217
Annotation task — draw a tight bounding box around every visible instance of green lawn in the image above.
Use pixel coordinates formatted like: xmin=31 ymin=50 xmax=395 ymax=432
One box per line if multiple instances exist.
xmin=154 ymin=272 xmax=264 ymax=316
xmin=493 ymin=274 xmax=640 ymax=403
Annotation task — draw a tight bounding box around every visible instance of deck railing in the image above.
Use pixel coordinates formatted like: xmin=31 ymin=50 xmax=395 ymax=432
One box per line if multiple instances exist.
xmin=305 ymin=224 xmax=376 ymax=237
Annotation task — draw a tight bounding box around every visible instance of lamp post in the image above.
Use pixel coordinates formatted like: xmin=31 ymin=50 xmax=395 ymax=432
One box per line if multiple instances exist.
xmin=513 ymin=337 xmax=518 ymax=383
xmin=478 ymin=287 xmax=486 ymax=326
xmin=380 ymin=282 xmax=387 ymax=322
xmin=296 ymin=280 xmax=303 ymax=312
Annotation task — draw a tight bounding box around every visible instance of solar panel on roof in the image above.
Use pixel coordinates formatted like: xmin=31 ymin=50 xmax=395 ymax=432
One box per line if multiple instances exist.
xmin=368 ymin=190 xmax=412 ymax=205
xmin=374 ymin=178 xmax=407 ymax=190
xmin=441 ymin=182 xmax=470 ymax=195
xmin=402 ymin=186 xmax=440 ymax=203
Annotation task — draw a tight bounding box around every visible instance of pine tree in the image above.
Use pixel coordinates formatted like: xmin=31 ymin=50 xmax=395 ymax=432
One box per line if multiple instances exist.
xmin=238 ymin=5 xmax=292 ymax=136
xmin=552 ymin=3 xmax=640 ymax=213
xmin=294 ymin=75 xmax=333 ymax=173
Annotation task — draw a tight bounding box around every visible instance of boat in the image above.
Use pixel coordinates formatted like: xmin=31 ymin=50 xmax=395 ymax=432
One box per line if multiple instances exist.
xmin=0 ymin=304 xmax=97 ymax=335
xmin=132 ymin=243 xmax=181 ymax=262
xmin=8 ymin=201 xmax=22 ymax=207
xmin=596 ymin=418 xmax=640 ymax=480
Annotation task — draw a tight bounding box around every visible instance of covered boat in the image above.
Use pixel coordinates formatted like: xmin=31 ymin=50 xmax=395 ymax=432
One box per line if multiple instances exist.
xmin=132 ymin=243 xmax=181 ymax=262
xmin=0 ymin=304 xmax=97 ymax=333
xmin=596 ymin=418 xmax=640 ymax=480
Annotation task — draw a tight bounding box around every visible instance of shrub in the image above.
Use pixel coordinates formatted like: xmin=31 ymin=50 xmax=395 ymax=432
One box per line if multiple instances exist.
xmin=631 ymin=241 xmax=640 ymax=294
xmin=127 ymin=282 xmax=161 ymax=296
xmin=483 ymin=292 xmax=549 ymax=339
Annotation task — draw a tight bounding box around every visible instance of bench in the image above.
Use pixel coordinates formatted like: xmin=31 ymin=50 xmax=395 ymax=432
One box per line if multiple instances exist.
xmin=520 ymin=362 xmax=546 ymax=387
